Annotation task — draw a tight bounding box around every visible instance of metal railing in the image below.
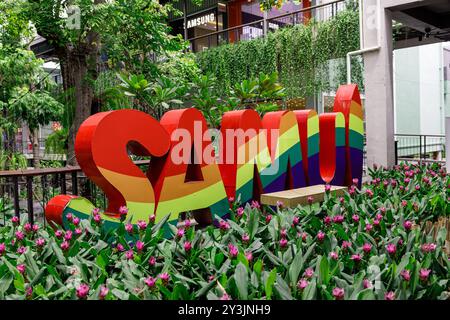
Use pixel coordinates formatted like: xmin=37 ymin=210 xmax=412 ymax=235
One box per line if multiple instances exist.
xmin=0 ymin=161 xmax=149 ymax=226
xmin=394 ymin=134 xmax=446 ymax=164
xmin=188 ymin=0 xmax=347 ymax=52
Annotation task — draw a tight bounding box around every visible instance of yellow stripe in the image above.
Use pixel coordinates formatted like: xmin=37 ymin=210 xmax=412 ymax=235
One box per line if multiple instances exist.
xmin=127 ymin=202 xmax=155 ymax=223
xmin=275 ymin=125 xmax=300 ymax=156
xmin=350 ymin=113 xmax=364 ymax=135
xmin=68 ymin=197 xmax=98 ymax=217
xmin=155 ymin=180 xmax=227 ymax=222
xmin=236 ymin=126 xmax=300 ymax=188
xmin=335 ymin=112 xmax=345 ymax=128
xmin=68 ymin=196 xmax=154 ymax=224
xmin=236 ymin=163 xmax=255 ymax=189
xmin=307 ymin=115 xmax=319 ymax=137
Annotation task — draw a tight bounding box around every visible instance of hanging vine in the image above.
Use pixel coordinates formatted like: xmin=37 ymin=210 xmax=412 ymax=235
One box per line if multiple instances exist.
xmin=195 ymin=7 xmax=363 ymax=99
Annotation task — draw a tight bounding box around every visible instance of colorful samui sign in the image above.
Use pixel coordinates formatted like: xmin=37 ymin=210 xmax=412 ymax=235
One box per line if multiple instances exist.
xmin=45 ymin=84 xmax=364 ymax=231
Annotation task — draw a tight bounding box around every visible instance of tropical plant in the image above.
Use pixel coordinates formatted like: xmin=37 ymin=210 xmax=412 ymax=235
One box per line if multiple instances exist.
xmin=230 ymin=72 xmax=285 ymax=113
xmin=39 ymin=160 xmax=64 ymax=168
xmin=190 ymin=72 xmax=286 ymax=127
xmin=257 ymin=72 xmax=286 ymax=100
xmin=45 ymin=126 xmax=68 ymax=156
xmin=0 ymin=48 xmax=48 ymax=158
xmin=255 ymin=103 xmax=280 ymax=117
xmin=191 ymin=74 xmax=228 ymax=128
xmin=158 ymin=51 xmax=201 ymax=89
xmin=0 ymin=162 xmax=448 ymax=300
xmin=93 ymin=70 xmax=133 ymax=111
xmin=150 ymin=78 xmax=184 ymax=119
xmin=116 ymin=73 xmax=184 ymax=119
xmin=0 ymin=198 xmax=14 ymax=220
xmin=117 ymin=73 xmax=152 ymax=110
xmin=8 ymin=90 xmax=64 ymax=168
xmin=232 ymin=79 xmax=259 ymax=105
xmin=0 ymin=152 xmax=28 ymax=170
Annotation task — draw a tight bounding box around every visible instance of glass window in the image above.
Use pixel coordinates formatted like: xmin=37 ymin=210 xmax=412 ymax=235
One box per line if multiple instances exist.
xmin=240 ymin=0 xmax=303 ymax=37
xmin=241 ymin=0 xmax=303 ymax=23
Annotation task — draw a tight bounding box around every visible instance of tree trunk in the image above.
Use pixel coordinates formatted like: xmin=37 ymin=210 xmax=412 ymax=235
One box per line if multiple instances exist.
xmin=57 ymin=39 xmax=99 ymax=166
xmin=30 ymin=0 xmax=106 ymax=167
xmin=31 ymin=129 xmax=40 ymax=169
xmin=66 ymin=53 xmax=94 ymax=166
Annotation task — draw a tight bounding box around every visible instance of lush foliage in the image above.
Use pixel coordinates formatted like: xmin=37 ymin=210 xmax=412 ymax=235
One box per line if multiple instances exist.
xmin=0 ymin=0 xmax=33 ymax=48
xmin=9 ymin=90 xmax=63 ymax=133
xmin=0 ymin=163 xmax=448 ymax=300
xmin=0 ymin=152 xmax=28 ymax=171
xmin=2 ymin=0 xmax=191 ymax=164
xmin=0 ymin=49 xmax=48 ymax=131
xmin=114 ymin=73 xmax=184 ymax=119
xmin=102 ymin=71 xmax=286 ymax=128
xmin=0 ymin=46 xmax=63 ymax=168
xmin=45 ymin=125 xmax=68 ymax=156
xmin=99 ymin=0 xmax=185 ymax=77
xmin=196 ymin=8 xmax=363 ymax=99
xmin=190 ymin=72 xmax=285 ymax=128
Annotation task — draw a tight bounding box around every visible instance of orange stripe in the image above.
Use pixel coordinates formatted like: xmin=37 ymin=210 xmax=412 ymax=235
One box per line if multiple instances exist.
xmin=98 ymin=167 xmax=155 ymax=203
xmin=350 ymin=101 xmax=364 ymax=119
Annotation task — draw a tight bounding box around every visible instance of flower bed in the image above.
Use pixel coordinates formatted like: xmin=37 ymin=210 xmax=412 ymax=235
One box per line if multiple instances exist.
xmin=0 ymin=163 xmax=448 ymax=300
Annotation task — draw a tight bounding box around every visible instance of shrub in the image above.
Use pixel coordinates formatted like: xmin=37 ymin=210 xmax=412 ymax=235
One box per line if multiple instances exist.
xmin=0 ymin=163 xmax=448 ymax=300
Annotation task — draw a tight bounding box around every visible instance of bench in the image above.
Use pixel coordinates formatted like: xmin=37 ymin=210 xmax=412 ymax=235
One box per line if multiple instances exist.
xmin=260 ymin=184 xmax=348 ymax=208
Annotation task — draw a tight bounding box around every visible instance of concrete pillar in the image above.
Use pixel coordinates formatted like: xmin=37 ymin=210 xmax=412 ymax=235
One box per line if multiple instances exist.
xmin=446 ymin=117 xmax=450 ymax=173
xmin=362 ymin=0 xmax=396 ymax=168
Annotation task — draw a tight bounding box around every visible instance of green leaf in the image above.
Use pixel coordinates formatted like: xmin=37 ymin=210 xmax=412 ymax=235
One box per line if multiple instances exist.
xmin=152 ymin=214 xmax=171 ymax=235
xmin=234 ymin=262 xmax=248 ymax=299
xmin=395 ymin=253 xmax=411 ymax=278
xmin=303 ymin=243 xmax=316 ymax=263
xmin=30 ymin=267 xmax=46 ymax=286
xmin=262 ymin=248 xmax=283 ymax=267
xmin=0 ymin=273 xmax=13 ymax=295
xmin=274 ymin=276 xmax=293 ymax=300
xmin=436 ymin=226 xmax=447 ymax=245
xmin=13 ymin=272 xmax=25 ymax=293
xmin=237 ymin=252 xmax=249 ymax=270
xmin=349 ymin=271 xmax=365 ymax=300
xmin=214 ymin=252 xmax=225 ymax=269
xmin=34 ymin=284 xmax=46 ymax=298
xmin=50 ymin=241 xmax=67 ymax=264
xmin=358 ymin=288 xmax=376 ymax=300
xmin=92 ymin=240 xmax=108 ymax=252
xmin=112 ymin=288 xmax=130 ymax=300
xmin=253 ymin=259 xmax=263 ymax=277
xmin=265 ymin=268 xmax=277 ymax=300
xmin=247 ymin=209 xmax=260 ymax=240
xmin=172 ymin=283 xmax=190 ymax=300
xmin=45 ymin=265 xmax=64 ymax=286
xmin=195 ymin=280 xmax=216 ymax=299
xmin=334 ymin=224 xmax=349 ymax=241
xmin=96 ymin=252 xmax=108 ymax=271
xmin=317 ymin=255 xmax=330 ymax=286
xmin=288 ymin=249 xmax=304 ymax=287
xmin=24 ymin=250 xmax=39 ymax=278
xmin=2 ymin=257 xmax=17 ymax=274
xmin=302 ymin=279 xmax=317 ymax=300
